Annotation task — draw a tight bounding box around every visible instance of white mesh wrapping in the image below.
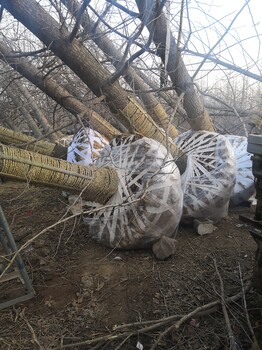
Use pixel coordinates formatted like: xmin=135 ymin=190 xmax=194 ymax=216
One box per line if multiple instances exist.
xmin=67 ymin=127 xmax=108 ymax=165
xmin=83 ymin=135 xmax=183 ymax=249
xmin=57 ymin=135 xmax=73 ymax=147
xmin=225 ymin=135 xmax=255 ymax=205
xmin=174 ymin=131 xmax=236 ymax=220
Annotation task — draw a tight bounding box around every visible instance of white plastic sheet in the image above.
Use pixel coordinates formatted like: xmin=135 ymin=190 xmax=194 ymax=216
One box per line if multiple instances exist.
xmin=225 ymin=135 xmax=255 ymax=205
xmin=67 ymin=127 xmax=108 ymax=165
xmin=174 ymin=131 xmax=236 ymax=220
xmin=83 ymin=135 xmax=183 ymax=249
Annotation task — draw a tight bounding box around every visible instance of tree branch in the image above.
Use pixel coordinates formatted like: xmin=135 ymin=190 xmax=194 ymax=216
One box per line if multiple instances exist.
xmin=105 ymin=0 xmax=139 ymax=17
xmin=109 ymin=0 xmax=168 ymax=84
xmin=214 ymin=258 xmax=237 ymax=350
xmin=68 ymin=0 xmax=91 ymax=43
xmin=192 ymin=0 xmax=251 ymax=80
xmin=184 ymin=48 xmax=262 ymax=83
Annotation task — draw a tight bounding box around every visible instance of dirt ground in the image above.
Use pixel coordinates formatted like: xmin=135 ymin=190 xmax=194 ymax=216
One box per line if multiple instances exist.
xmin=0 ymin=180 xmax=261 ymax=350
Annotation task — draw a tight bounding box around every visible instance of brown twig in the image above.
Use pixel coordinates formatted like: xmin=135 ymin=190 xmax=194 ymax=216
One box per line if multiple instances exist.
xmin=113 ymin=334 xmax=132 ymax=350
xmin=56 ymin=280 xmax=252 ymax=349
xmin=148 ymin=279 xmax=252 ymax=350
xmin=19 ymin=308 xmax=43 ymax=349
xmin=238 ymin=263 xmax=261 ymax=350
xmin=214 ymin=258 xmax=237 ymax=350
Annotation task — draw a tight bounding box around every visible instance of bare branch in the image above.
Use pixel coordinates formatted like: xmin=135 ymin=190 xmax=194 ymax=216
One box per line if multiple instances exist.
xmin=214 ymin=258 xmax=237 ymax=350
xmin=68 ymin=0 xmax=91 ymax=43
xmin=105 ymin=0 xmax=139 ymax=18
xmin=109 ymin=0 xmax=168 ymax=84
xmin=184 ymin=48 xmax=262 ymax=83
xmin=192 ymin=0 xmax=251 ymax=80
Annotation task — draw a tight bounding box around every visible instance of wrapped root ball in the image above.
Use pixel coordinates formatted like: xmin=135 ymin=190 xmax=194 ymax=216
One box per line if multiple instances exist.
xmin=225 ymin=135 xmax=255 ymax=206
xmin=83 ymin=135 xmax=183 ymax=249
xmin=67 ymin=127 xmax=108 ymax=165
xmin=174 ymin=131 xmax=236 ymax=220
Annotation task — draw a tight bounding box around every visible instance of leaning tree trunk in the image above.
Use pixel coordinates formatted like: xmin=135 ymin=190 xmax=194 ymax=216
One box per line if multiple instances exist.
xmin=61 ymin=0 xmax=179 ymax=139
xmin=6 ymin=85 xmax=44 ymax=139
xmin=0 ymin=40 xmax=121 ymax=141
xmin=0 ymin=126 xmax=67 ymax=159
xmin=0 ymin=112 xmax=20 ymax=131
xmin=0 ymin=144 xmax=118 ymax=204
xmin=135 ymin=0 xmax=215 ymax=132
xmin=0 ymin=0 xmax=186 ymax=173
xmin=14 ymin=79 xmax=62 ymax=142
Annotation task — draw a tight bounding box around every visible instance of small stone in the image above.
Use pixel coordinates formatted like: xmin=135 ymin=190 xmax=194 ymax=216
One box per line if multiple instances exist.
xmin=193 ymin=219 xmax=217 ymax=235
xmin=152 ymin=236 xmax=177 ymax=260
xmin=136 ymin=341 xmax=144 ymax=350
xmin=114 ymin=256 xmax=122 ymax=261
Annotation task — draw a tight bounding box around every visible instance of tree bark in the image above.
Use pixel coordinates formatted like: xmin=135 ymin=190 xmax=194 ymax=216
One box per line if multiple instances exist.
xmin=135 ymin=0 xmax=215 ymax=132
xmin=0 ymin=0 xmax=186 ymax=173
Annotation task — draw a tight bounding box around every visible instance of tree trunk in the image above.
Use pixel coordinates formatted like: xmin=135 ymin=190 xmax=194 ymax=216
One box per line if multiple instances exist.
xmin=0 ymin=0 xmax=186 ymax=173
xmin=6 ymin=85 xmax=44 ymax=139
xmin=0 ymin=40 xmax=121 ymax=141
xmin=61 ymin=0 xmax=179 ymax=138
xmin=0 ymin=125 xmax=67 ymax=159
xmin=0 ymin=109 xmax=20 ymax=131
xmin=135 ymin=0 xmax=215 ymax=132
xmin=0 ymin=144 xmax=118 ymax=204
xmin=14 ymin=79 xmax=62 ymax=142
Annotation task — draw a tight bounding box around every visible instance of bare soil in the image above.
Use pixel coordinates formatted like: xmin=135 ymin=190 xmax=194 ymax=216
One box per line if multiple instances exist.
xmin=0 ymin=180 xmax=261 ymax=350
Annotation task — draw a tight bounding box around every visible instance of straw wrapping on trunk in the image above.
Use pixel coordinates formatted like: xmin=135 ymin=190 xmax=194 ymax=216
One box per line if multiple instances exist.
xmin=0 ymin=126 xmax=59 ymax=155
xmin=0 ymin=145 xmax=118 ymax=204
xmin=120 ymin=97 xmax=187 ymax=174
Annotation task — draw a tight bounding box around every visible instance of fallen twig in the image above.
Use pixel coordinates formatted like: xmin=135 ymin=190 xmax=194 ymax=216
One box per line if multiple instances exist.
xmin=113 ymin=334 xmax=132 ymax=350
xmin=55 ymin=280 xmax=252 ymax=349
xmin=19 ymin=308 xmax=43 ymax=349
xmin=113 ymin=314 xmax=183 ymax=330
xmin=238 ymin=263 xmax=261 ymax=350
xmin=214 ymin=258 xmax=237 ymax=350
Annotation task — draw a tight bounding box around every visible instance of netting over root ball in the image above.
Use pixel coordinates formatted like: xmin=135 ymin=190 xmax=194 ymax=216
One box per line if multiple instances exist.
xmin=225 ymin=135 xmax=255 ymax=206
xmin=82 ymin=135 xmax=183 ymax=249
xmin=67 ymin=127 xmax=108 ymax=165
xmin=174 ymin=131 xmax=236 ymax=220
